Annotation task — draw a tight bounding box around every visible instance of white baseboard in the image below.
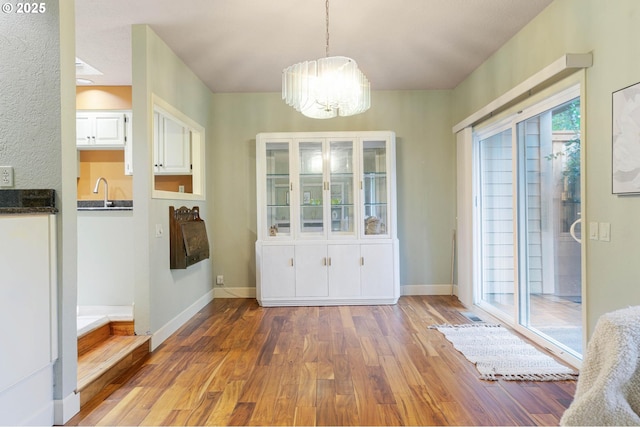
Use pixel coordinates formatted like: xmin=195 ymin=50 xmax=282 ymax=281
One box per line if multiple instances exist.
xmin=214 ymin=286 xmax=457 ymax=299
xmin=54 ymin=391 xmax=81 ymax=425
xmin=401 ymin=284 xmax=457 ymax=296
xmin=0 ymin=364 xmax=55 ymax=426
xmin=151 ymin=289 xmax=215 ymax=351
xmin=214 ymin=286 xmax=256 ymax=299
xmin=24 ymin=402 xmax=54 ymax=426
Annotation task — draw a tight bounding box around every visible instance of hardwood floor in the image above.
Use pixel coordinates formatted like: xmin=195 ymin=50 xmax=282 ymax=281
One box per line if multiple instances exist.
xmin=65 ymin=296 xmax=576 ymax=426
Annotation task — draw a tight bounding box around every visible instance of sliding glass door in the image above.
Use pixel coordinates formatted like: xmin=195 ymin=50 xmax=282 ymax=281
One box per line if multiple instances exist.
xmin=476 ymin=86 xmax=583 ymax=358
xmin=516 ymin=97 xmax=582 ymax=356
xmin=477 ymin=126 xmax=515 ymax=320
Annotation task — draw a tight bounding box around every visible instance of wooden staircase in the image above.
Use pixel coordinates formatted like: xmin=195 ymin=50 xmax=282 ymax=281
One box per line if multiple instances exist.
xmin=77 ymin=320 xmax=150 ymax=407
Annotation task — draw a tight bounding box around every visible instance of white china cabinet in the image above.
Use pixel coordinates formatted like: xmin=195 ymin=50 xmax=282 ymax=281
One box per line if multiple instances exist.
xmin=255 ymin=131 xmax=399 ymax=306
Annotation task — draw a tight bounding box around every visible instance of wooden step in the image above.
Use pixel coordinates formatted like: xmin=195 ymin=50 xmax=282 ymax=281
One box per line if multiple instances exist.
xmin=78 ymin=320 xmax=135 ymax=357
xmin=77 ymin=335 xmax=150 ymax=407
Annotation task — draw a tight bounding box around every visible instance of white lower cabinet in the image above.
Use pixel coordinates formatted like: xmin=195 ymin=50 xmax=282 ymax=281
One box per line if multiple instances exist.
xmin=361 ymin=244 xmax=394 ymax=297
xmin=0 ymin=214 xmax=57 ymax=425
xmin=260 ymin=245 xmax=295 ymax=299
xmin=327 ymin=244 xmax=361 ymax=297
xmin=257 ymin=242 xmax=397 ymax=306
xmin=295 ymin=244 xmax=329 ymax=297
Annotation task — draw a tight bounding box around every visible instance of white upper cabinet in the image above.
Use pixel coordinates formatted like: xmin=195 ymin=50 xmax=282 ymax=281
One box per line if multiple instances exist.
xmin=153 ymin=110 xmax=192 ymax=175
xmin=76 ymin=111 xmax=128 ymax=149
xmin=255 ymin=131 xmax=399 ymax=307
xmin=295 ymin=138 xmax=358 ymax=240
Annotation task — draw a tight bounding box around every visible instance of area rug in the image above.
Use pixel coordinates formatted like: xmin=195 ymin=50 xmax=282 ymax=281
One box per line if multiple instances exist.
xmin=429 ymin=323 xmax=579 ymax=381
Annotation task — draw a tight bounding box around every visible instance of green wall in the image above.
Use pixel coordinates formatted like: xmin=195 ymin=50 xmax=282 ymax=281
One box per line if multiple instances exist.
xmin=209 ymin=90 xmax=456 ymax=291
xmin=452 ymin=0 xmax=640 ymax=335
xmin=132 ymin=25 xmax=214 ymax=338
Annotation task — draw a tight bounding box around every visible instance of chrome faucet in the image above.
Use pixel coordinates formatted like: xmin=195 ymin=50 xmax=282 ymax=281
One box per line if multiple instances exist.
xmin=93 ymin=177 xmax=112 ymax=207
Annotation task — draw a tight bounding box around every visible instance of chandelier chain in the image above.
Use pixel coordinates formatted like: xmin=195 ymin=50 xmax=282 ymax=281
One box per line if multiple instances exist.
xmin=325 ymin=0 xmax=330 ymax=57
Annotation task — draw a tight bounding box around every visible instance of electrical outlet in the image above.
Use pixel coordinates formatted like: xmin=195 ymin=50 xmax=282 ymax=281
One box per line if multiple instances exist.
xmin=216 ymin=275 xmax=224 ymax=285
xmin=0 ymin=166 xmax=14 ymax=188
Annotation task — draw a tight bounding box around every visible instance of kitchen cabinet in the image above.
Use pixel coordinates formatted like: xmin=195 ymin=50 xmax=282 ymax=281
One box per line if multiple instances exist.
xmin=77 ymin=111 xmax=129 ymax=149
xmin=255 ymin=131 xmax=399 ymax=306
xmin=76 ymin=110 xmax=133 ymax=176
xmin=153 ymin=110 xmax=191 ymax=175
xmin=0 ymin=214 xmax=57 ymax=425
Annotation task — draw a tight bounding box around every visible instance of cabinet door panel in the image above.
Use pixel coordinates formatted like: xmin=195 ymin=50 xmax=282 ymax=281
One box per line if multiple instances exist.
xmin=362 ymin=139 xmax=390 ymax=238
xmin=262 ymin=245 xmax=295 ymax=298
xmin=361 ymin=244 xmax=394 ymax=297
xmin=163 ymin=117 xmax=191 ymax=173
xmin=153 ymin=112 xmax=161 ymax=171
xmin=94 ymin=113 xmax=125 ymax=145
xmin=298 ymin=141 xmax=325 ymax=237
xmin=76 ymin=114 xmax=92 ymax=145
xmin=329 ymin=139 xmax=356 ymax=237
xmin=328 ymin=244 xmax=361 ymax=297
xmin=265 ymin=142 xmax=291 ymax=238
xmin=295 ymin=245 xmax=328 ymax=297
xmin=124 ymin=113 xmax=133 ymax=175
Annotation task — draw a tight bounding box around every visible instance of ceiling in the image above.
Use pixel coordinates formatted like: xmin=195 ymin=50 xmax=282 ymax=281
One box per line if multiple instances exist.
xmin=75 ymin=0 xmax=553 ymax=93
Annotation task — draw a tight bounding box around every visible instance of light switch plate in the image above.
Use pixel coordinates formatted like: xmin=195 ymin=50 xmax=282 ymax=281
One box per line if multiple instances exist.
xmin=599 ymin=222 xmax=611 ymax=242
xmin=589 ymin=222 xmax=599 ymax=240
xmin=155 ymin=224 xmax=163 ymax=238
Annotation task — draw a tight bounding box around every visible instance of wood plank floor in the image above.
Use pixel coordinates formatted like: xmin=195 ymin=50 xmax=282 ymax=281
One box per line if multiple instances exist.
xmin=65 ymin=296 xmax=576 ymax=426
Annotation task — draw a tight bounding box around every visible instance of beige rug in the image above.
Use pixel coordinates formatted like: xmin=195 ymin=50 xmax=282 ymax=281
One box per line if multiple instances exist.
xmin=430 ymin=323 xmax=578 ymax=381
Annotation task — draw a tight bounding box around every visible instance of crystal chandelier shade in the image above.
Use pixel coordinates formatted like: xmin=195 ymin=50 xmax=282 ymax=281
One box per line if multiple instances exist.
xmin=281 ymin=1 xmax=371 ymax=119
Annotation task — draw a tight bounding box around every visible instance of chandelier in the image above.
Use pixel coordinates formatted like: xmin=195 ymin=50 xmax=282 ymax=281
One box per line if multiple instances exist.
xmin=282 ymin=0 xmax=370 ymax=119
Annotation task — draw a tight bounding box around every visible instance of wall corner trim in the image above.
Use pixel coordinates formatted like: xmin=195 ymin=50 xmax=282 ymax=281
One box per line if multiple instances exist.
xmin=54 ymin=391 xmax=81 ymax=425
xmin=452 ymin=53 xmax=593 ymax=134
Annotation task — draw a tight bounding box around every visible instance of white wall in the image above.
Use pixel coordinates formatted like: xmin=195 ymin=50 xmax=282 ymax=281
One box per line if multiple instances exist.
xmin=0 ymin=0 xmax=80 ymax=423
xmin=0 ymin=4 xmax=61 ymax=189
xmin=58 ymin=1 xmax=80 ymax=422
xmin=77 ymin=212 xmax=134 ymax=305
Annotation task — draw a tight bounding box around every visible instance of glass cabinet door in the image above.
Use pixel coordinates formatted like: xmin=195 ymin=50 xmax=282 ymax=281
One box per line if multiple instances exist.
xmin=329 ymin=140 xmax=356 ymax=237
xmin=298 ymin=141 xmax=325 ymax=236
xmin=362 ymin=139 xmax=389 ymax=237
xmin=265 ymin=142 xmax=291 ymax=237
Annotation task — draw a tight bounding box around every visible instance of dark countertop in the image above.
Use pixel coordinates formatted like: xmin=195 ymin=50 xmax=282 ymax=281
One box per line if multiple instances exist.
xmin=78 ymin=200 xmax=133 ymax=211
xmin=0 ymin=189 xmax=57 ymax=214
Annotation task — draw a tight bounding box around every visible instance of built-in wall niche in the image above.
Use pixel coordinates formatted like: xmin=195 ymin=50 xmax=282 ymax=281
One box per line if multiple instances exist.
xmin=151 ymin=94 xmax=205 ymax=200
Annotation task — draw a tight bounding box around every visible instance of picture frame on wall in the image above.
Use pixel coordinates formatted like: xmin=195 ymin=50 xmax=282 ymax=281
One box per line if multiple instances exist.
xmin=612 ymin=81 xmax=640 ymax=194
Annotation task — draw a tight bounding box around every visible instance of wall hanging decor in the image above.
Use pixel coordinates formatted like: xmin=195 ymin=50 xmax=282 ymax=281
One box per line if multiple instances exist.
xmin=169 ymin=205 xmax=209 ymax=269
xmin=612 ymin=81 xmax=640 ymax=194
